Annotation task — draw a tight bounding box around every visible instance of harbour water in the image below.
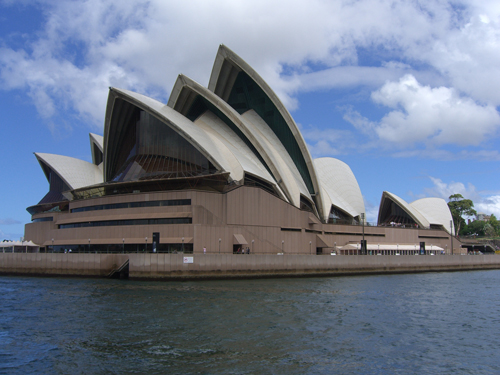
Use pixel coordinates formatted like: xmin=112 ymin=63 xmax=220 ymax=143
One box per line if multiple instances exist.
xmin=1 ymin=271 xmax=500 ymax=374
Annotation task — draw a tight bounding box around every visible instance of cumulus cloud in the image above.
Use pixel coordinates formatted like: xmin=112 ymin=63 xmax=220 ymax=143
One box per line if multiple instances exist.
xmin=391 ymin=149 xmax=500 ymax=161
xmin=476 ymin=195 xmax=500 ymax=218
xmin=300 ymin=124 xmax=356 ymax=157
xmin=423 ymin=177 xmax=500 ymax=218
xmin=371 ymin=75 xmax=500 ymax=146
xmin=1 ymin=0 xmax=500 ymax=148
xmin=424 ymin=177 xmax=478 ymax=201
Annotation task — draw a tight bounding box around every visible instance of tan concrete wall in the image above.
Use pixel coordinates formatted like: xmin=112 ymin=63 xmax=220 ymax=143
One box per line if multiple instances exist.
xmin=0 ymin=253 xmax=128 ymax=277
xmin=24 ymin=186 xmax=460 ymax=255
xmin=2 ymin=253 xmax=499 ymax=279
xmin=128 ymin=254 xmax=500 ymax=279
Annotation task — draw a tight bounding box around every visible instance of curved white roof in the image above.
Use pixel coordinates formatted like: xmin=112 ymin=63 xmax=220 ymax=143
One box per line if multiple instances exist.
xmin=168 ymin=74 xmax=305 ymax=207
xmin=207 ymin=44 xmax=325 ymax=219
xmin=104 ymin=87 xmax=237 ymax=181
xmin=314 ymin=157 xmax=365 ymax=219
xmin=90 ymin=133 xmax=103 ymax=151
xmin=168 ymin=75 xmax=276 ymax=185
xmin=410 ymin=197 xmax=455 ymax=235
xmin=35 ymin=153 xmax=103 ymax=190
xmin=195 ymin=111 xmax=287 ymax=199
xmin=241 ymin=109 xmax=310 ymax=207
xmin=378 ymin=191 xmax=430 ymax=228
xmin=89 ymin=133 xmax=103 ymax=166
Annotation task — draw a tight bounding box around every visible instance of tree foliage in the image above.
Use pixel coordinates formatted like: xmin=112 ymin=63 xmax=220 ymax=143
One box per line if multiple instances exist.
xmin=460 ymin=220 xmax=485 ymax=236
xmin=448 ymin=194 xmax=477 ymax=236
xmin=457 ymin=210 xmax=500 ymax=238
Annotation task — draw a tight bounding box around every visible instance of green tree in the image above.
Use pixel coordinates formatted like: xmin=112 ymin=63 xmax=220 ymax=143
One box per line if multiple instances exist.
xmin=484 ymin=223 xmax=496 ymax=237
xmin=488 ymin=214 xmax=500 ymax=237
xmin=461 ymin=220 xmax=485 ymax=237
xmin=448 ymin=194 xmax=477 ymax=237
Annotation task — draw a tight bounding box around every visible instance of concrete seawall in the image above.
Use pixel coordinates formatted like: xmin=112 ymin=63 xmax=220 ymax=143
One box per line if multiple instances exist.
xmin=1 ymin=253 xmax=500 ymax=279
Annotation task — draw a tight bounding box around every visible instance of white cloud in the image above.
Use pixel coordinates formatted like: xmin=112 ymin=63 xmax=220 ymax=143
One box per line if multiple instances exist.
xmin=1 ymin=0 xmax=500 ymax=144
xmin=371 ymin=75 xmax=500 ymax=146
xmin=424 ymin=177 xmax=478 ymax=201
xmin=476 ymin=195 xmax=500 ymax=218
xmin=424 ymin=177 xmax=500 ymax=218
xmin=391 ymin=149 xmax=500 ymax=161
xmin=301 ymin=124 xmax=355 ymax=157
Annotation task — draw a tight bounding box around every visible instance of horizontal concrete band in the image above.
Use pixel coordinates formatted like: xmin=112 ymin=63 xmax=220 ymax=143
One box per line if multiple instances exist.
xmin=1 ymin=253 xmax=500 ymax=279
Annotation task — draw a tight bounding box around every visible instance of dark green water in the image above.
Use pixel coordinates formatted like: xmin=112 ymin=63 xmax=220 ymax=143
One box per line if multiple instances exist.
xmin=1 ymin=271 xmax=500 ymax=374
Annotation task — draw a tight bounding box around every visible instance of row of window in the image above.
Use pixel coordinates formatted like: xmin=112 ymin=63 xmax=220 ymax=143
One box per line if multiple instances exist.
xmin=71 ymin=199 xmax=191 ymax=213
xmin=47 ymin=243 xmax=193 ymax=254
xmin=59 ymin=217 xmax=192 ymax=229
xmin=32 ymin=217 xmax=54 ymax=223
xmin=281 ymin=227 xmax=386 ymax=237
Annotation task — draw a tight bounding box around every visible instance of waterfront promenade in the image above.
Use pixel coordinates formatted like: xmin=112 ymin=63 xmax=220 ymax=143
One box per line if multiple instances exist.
xmin=1 ymin=253 xmax=500 ymax=279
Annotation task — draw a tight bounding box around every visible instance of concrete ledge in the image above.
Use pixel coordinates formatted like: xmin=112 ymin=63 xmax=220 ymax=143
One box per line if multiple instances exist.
xmin=2 ymin=253 xmax=499 ymax=279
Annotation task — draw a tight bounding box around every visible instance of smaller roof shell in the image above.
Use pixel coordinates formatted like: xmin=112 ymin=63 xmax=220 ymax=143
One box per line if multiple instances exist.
xmin=90 ymin=133 xmax=103 ymax=152
xmin=89 ymin=133 xmax=104 ymax=166
xmin=410 ymin=197 xmax=455 ymax=235
xmin=378 ymin=191 xmax=430 ymax=228
xmin=314 ymin=157 xmax=365 ymax=220
xmin=35 ymin=153 xmax=103 ymax=190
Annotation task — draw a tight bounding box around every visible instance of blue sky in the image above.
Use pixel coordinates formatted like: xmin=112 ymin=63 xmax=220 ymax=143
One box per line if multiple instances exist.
xmin=1 ymin=0 xmax=500 ymax=240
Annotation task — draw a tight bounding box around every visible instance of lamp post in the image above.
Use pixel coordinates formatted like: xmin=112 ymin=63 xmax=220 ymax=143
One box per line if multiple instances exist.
xmin=122 ymin=238 xmax=125 ymax=253
xmin=51 ymin=238 xmax=54 ymax=253
xmin=450 ymin=220 xmax=454 ymax=255
xmin=361 ymin=213 xmax=365 ymax=255
xmin=334 ymin=242 xmax=337 ymax=256
xmin=252 ymin=239 xmax=254 ymax=254
xmin=219 ymin=238 xmax=221 ymax=253
xmin=145 ymin=237 xmax=148 ymax=253
xmin=309 ymin=241 xmax=312 ymax=254
xmin=282 ymin=240 xmax=284 ymax=254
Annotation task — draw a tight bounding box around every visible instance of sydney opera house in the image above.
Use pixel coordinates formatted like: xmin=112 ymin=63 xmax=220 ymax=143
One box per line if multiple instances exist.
xmin=24 ymin=45 xmax=459 ymax=255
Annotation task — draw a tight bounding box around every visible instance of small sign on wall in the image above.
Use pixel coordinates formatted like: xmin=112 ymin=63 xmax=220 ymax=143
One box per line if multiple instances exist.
xmin=183 ymin=257 xmax=194 ymax=264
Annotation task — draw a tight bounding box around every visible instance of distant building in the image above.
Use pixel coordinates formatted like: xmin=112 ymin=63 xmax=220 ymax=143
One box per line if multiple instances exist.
xmin=476 ymin=213 xmax=491 ymax=222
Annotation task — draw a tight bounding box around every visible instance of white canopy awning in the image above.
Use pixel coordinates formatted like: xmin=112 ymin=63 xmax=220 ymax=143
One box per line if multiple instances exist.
xmin=339 ymin=243 xmax=444 ymax=251
xmin=0 ymin=240 xmax=40 ymax=248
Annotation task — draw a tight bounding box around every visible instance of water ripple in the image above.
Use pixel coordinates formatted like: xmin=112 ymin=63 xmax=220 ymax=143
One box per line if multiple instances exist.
xmin=1 ymin=271 xmax=500 ymax=374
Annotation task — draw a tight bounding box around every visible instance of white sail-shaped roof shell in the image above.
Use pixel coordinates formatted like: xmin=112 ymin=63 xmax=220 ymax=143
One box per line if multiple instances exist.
xmin=195 ymin=111 xmax=289 ymax=201
xmin=167 ymin=75 xmax=278 ymax=187
xmin=207 ymin=44 xmax=325 ymax=220
xmin=314 ymin=157 xmax=365 ymax=219
xmin=168 ymin=74 xmax=304 ymax=206
xmin=89 ymin=133 xmax=104 ymax=167
xmin=104 ymin=87 xmax=244 ymax=182
xmin=90 ymin=133 xmax=103 ymax=152
xmin=378 ymin=191 xmax=430 ymax=228
xmin=35 ymin=153 xmax=103 ymax=190
xmin=410 ymin=197 xmax=455 ymax=235
xmin=241 ymin=109 xmax=311 ymax=207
